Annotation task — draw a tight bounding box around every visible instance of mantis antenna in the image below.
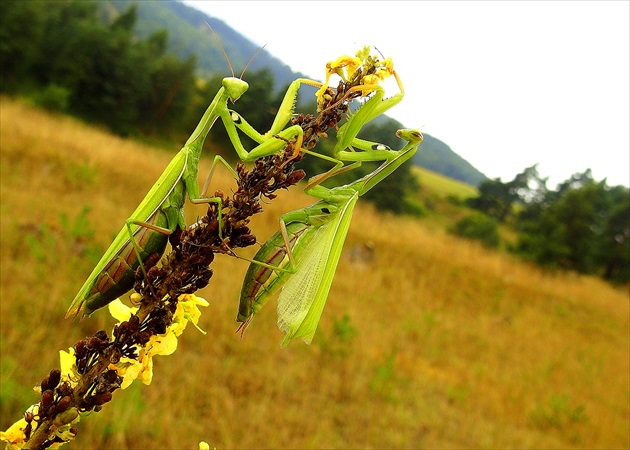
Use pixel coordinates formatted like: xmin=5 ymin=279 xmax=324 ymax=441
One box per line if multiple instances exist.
xmin=205 ymin=20 xmax=235 ymax=78
xmin=373 ymin=46 xmax=386 ymax=59
xmin=205 ymin=21 xmax=268 ymax=85
xmin=240 ymin=43 xmax=268 ymax=80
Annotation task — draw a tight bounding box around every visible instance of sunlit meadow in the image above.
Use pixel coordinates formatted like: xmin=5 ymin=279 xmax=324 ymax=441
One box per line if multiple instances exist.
xmin=1 ymin=98 xmax=628 ymax=448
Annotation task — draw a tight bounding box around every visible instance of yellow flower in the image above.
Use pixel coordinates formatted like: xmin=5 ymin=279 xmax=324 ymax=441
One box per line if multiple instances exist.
xmin=172 ymin=294 xmax=209 ymax=336
xmin=114 ymin=357 xmax=139 ymax=389
xmin=135 ymin=354 xmax=154 ymax=386
xmin=199 ymin=442 xmax=210 ymax=450
xmin=114 ymin=356 xmax=149 ymax=389
xmin=108 ymin=298 xmax=138 ymax=322
xmin=327 ymin=55 xmax=361 ymax=80
xmin=315 ymin=51 xmax=363 ymax=104
xmin=383 ymin=57 xmax=394 ymax=73
xmin=146 ymin=331 xmax=179 ymax=357
xmin=356 ymin=75 xmax=381 ymax=97
xmin=374 ymin=57 xmax=395 ymax=81
xmin=109 ymin=295 xmax=207 ymax=389
xmin=59 ymin=347 xmax=78 ymax=383
xmin=0 ymin=418 xmax=28 ymax=446
xmin=113 ymin=337 xmax=172 ymax=389
xmin=362 ymin=74 xmax=380 ymax=86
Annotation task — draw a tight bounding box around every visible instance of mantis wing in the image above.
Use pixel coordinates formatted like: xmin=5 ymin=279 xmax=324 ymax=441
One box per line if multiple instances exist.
xmin=277 ymin=192 xmax=359 ymax=347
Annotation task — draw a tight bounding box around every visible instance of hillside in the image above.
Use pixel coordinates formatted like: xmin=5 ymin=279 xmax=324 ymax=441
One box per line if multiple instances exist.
xmin=1 ymin=98 xmax=628 ymax=448
xmin=414 ymin=133 xmax=488 ymax=186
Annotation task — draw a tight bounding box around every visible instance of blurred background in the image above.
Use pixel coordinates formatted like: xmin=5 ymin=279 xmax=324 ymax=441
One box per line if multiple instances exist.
xmin=1 ymin=1 xmax=628 ymax=448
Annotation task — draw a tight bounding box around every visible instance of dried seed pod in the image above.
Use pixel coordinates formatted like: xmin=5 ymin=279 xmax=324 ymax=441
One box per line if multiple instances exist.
xmin=91 ymin=391 xmax=113 ymax=407
xmin=53 ymin=395 xmax=73 ymax=415
xmin=40 ymin=389 xmax=54 ymax=412
xmin=48 ymin=369 xmax=61 ymax=391
xmin=40 ymin=374 xmax=51 ymax=392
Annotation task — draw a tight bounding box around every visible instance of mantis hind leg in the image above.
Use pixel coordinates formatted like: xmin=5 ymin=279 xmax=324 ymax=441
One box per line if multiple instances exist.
xmin=228 ymin=219 xmax=299 ymax=275
xmin=124 ymin=216 xmax=174 ymax=302
xmin=303 ymin=154 xmax=362 ymax=191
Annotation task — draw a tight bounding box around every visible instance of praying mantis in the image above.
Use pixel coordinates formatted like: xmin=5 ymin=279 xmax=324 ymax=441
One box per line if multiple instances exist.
xmin=237 ymin=128 xmax=423 ymax=347
xmin=65 ymin=61 xmax=325 ymax=320
xmin=233 ymin=46 xmax=421 ymax=345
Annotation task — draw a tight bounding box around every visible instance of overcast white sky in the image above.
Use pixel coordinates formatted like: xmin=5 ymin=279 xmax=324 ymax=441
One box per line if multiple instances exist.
xmin=184 ymin=1 xmax=629 ymax=187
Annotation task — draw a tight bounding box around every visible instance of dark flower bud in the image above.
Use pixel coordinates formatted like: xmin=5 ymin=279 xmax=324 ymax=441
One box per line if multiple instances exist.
xmin=92 ymin=391 xmax=113 ymax=406
xmin=53 ymin=395 xmax=73 ymax=414
xmin=41 ymin=389 xmax=54 ymax=412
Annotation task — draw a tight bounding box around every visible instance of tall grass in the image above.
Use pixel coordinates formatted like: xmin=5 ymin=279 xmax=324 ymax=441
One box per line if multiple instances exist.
xmin=1 ymin=97 xmax=628 ymax=448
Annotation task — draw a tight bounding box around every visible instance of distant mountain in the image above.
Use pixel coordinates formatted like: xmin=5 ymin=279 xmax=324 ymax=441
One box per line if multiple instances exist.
xmin=414 ymin=134 xmax=487 ymax=186
xmin=100 ymin=0 xmax=487 ymax=187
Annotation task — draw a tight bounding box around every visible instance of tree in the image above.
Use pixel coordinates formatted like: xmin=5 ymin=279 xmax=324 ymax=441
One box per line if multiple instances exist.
xmin=594 ymin=185 xmax=630 ymax=283
xmin=515 ymin=170 xmax=629 ymax=282
xmin=0 ymin=1 xmax=46 ymax=91
xmin=450 ymin=212 xmax=500 ymax=248
xmin=467 ymin=165 xmax=547 ymax=222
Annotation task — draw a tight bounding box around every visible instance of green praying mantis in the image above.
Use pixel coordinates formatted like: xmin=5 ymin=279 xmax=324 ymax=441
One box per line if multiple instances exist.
xmin=65 ymin=55 xmax=327 ymax=320
xmin=237 ymin=128 xmax=423 ymax=347
xmin=233 ymin=46 xmax=422 ymax=345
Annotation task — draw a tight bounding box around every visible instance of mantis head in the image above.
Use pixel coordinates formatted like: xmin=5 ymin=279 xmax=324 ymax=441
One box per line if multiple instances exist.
xmin=396 ymin=128 xmax=424 ymax=144
xmin=223 ymin=77 xmax=249 ymax=102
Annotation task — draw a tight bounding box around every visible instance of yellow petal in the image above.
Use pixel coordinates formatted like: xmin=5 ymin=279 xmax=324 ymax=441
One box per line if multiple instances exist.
xmin=108 ymin=298 xmax=136 ymax=322
xmin=116 ymin=357 xmax=143 ymax=389
xmin=0 ymin=418 xmax=28 ymax=445
xmin=190 ymin=295 xmax=209 ymax=307
xmin=137 ymin=356 xmax=154 ymax=386
xmin=146 ymin=331 xmax=178 ymax=357
xmin=59 ymin=348 xmax=77 ymax=382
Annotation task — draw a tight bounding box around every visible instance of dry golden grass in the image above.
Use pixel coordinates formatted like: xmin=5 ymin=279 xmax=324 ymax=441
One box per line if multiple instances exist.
xmin=1 ymin=97 xmax=628 ymax=448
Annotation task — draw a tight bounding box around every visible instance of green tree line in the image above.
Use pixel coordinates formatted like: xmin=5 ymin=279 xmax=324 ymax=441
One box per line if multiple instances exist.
xmin=465 ymin=165 xmax=629 ymax=283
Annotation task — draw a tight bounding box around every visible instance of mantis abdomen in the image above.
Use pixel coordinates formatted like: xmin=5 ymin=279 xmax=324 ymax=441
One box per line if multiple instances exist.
xmin=237 ymin=222 xmax=309 ymax=323
xmin=74 ymin=209 xmax=171 ymax=318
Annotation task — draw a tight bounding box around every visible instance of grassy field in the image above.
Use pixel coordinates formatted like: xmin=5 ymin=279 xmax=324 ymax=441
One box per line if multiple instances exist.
xmin=412 ymin=165 xmax=478 ymax=201
xmin=1 ymin=97 xmax=628 ymax=449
